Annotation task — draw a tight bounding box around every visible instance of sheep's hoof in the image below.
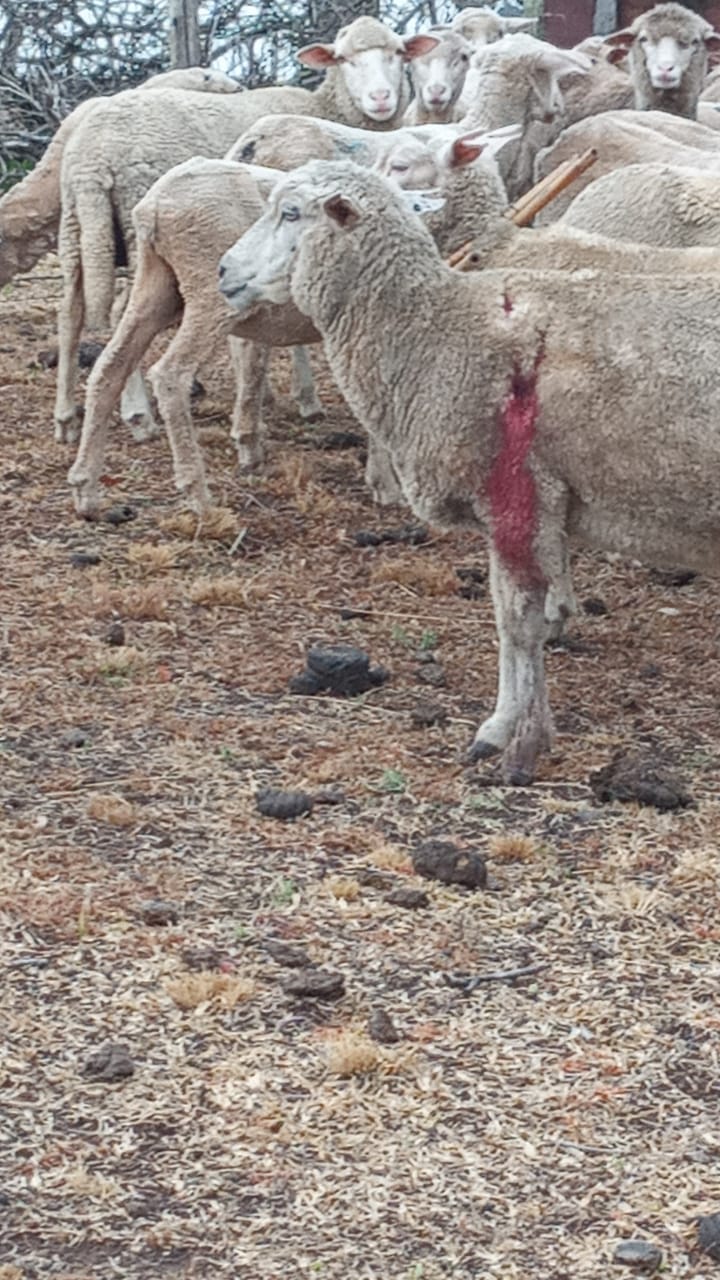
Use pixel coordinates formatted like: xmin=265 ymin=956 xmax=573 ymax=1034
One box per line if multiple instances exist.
xmin=69 ymin=482 xmax=101 ymax=519
xmin=299 ymin=406 xmax=325 ymax=424
xmin=126 ymin=412 xmax=159 ymax=443
xmin=466 ymin=738 xmax=501 ymax=763
xmin=501 ymin=763 xmax=534 ymax=787
xmin=236 ymin=442 xmax=266 ymax=472
xmin=54 ymin=409 xmax=83 ymax=444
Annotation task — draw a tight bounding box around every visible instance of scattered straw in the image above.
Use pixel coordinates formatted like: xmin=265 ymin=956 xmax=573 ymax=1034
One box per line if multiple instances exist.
xmin=164 ymin=971 xmax=256 ymax=1011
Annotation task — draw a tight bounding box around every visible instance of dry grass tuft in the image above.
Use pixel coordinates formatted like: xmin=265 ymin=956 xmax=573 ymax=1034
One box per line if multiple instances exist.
xmin=370 ymin=557 xmax=459 ymax=597
xmin=164 ymin=971 xmax=255 ymax=1011
xmin=324 ymin=1029 xmax=381 ymax=1077
xmin=159 ymin=506 xmax=239 ymax=542
xmin=86 ymin=794 xmax=136 ymax=827
xmin=366 ymin=839 xmax=412 ymax=873
xmin=488 ymin=832 xmax=539 ymax=863
xmin=91 ymin=645 xmax=143 ymax=677
xmin=0 ymin=1267 xmax=24 ymax=1280
xmin=63 ymin=1164 xmax=124 ymax=1200
xmin=92 ymin=583 xmax=170 ymax=621
xmin=325 ymin=876 xmax=361 ymax=902
xmin=126 ymin=542 xmax=179 ymax=574
xmin=188 ymin=574 xmax=252 ymax=608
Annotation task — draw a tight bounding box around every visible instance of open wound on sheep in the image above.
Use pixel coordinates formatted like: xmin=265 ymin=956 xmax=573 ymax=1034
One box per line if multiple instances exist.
xmin=487 ymin=336 xmax=546 ymax=584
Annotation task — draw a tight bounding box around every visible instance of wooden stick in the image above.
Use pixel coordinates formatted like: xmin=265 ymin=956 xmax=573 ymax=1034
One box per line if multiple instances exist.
xmin=445 ymin=147 xmax=598 ymax=271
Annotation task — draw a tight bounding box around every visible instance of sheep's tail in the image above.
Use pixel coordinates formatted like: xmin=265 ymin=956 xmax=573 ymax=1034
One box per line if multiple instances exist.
xmin=73 ymin=180 xmax=119 ymax=332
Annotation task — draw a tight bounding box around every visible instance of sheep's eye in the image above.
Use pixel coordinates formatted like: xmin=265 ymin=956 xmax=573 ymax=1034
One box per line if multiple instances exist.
xmin=390 ymin=162 xmax=409 ymax=172
xmin=281 ymin=206 xmax=301 ymax=222
xmin=638 ymin=34 xmax=648 ymax=43
xmin=460 ymin=52 xmax=469 ymax=62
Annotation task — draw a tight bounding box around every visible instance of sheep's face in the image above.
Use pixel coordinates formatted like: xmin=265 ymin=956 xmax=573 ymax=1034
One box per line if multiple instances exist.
xmin=298 ymin=25 xmax=438 ymax=124
xmin=605 ymin=8 xmax=720 ymax=92
xmin=375 ymin=137 xmax=442 ymax=190
xmin=219 ymin=181 xmax=317 ymax=314
xmin=411 ymin=36 xmax=472 ymax=112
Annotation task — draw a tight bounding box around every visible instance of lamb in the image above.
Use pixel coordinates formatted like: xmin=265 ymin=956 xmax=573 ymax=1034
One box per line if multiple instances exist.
xmin=218 ymin=158 xmax=720 ymax=783
xmin=455 ymin=35 xmax=591 ymax=200
xmin=53 ymin=16 xmax=438 ymax=441
xmin=404 ymin=31 xmax=472 ymax=125
xmin=559 ymin=161 xmax=720 ymax=247
xmin=604 ymin=2 xmax=720 ymax=119
xmin=532 ymin=109 xmax=720 ymax=222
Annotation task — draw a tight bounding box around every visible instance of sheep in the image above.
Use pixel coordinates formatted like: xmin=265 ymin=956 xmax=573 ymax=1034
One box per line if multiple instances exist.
xmin=604 ymin=2 xmax=720 ymax=119
xmin=532 ymin=109 xmax=720 ymax=223
xmin=217 ymin=158 xmax=720 ymax=783
xmin=450 ymin=7 xmax=536 ymax=50
xmin=138 ymin=67 xmax=242 ymax=93
xmin=455 ymin=35 xmax=591 ymax=200
xmin=53 ymin=16 xmax=438 ymax=442
xmin=404 ymin=31 xmax=473 ymax=125
xmin=559 ymin=161 xmax=720 ymax=247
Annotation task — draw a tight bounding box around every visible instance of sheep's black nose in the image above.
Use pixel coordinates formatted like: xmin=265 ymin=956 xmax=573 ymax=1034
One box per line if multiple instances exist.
xmin=218 ymin=262 xmax=226 ymax=280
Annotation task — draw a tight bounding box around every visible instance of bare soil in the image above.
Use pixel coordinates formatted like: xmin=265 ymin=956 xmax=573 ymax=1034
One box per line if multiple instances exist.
xmin=2 ymin=266 xmax=720 ymax=1280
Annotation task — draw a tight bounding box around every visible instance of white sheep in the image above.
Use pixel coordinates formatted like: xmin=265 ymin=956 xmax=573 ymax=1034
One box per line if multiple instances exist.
xmin=138 ymin=67 xmax=242 ymax=93
xmin=404 ymin=31 xmax=472 ymax=125
xmin=450 ymin=7 xmax=536 ymax=51
xmin=53 ymin=16 xmax=438 ymax=442
xmin=217 ymin=158 xmax=720 ymax=783
xmin=532 ymin=109 xmax=720 ymax=223
xmin=455 ymin=35 xmax=591 ymax=200
xmin=604 ymin=1 xmax=720 ymax=119
xmin=559 ymin=161 xmax=720 ymax=247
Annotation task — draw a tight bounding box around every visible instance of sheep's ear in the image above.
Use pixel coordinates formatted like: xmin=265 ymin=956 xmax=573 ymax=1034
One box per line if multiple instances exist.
xmin=448 ymin=137 xmax=485 ymax=168
xmin=403 ymin=34 xmax=441 ymax=61
xmin=705 ymin=32 xmax=720 ymax=62
xmin=538 ymin=47 xmax=592 ymax=80
xmin=297 ymin=42 xmax=338 ymax=68
xmin=605 ymin=46 xmax=628 ymax=65
xmin=500 ymin=17 xmax=537 ymax=33
xmin=604 ymin=28 xmax=636 ymax=52
xmin=324 ymin=194 xmax=360 ymax=229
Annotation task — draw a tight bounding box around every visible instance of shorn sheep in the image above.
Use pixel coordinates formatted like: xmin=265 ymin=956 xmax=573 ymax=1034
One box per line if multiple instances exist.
xmin=604 ymin=2 xmax=720 ymax=119
xmin=218 ymin=160 xmax=720 ymax=784
xmin=53 ymin=16 xmax=437 ymax=442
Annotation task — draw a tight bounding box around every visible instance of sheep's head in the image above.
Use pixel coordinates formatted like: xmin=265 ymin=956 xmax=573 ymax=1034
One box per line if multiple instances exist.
xmin=410 ymin=31 xmax=473 ymax=113
xmin=297 ymin=16 xmax=438 ymax=123
xmin=218 ymin=160 xmax=436 ymax=317
xmin=463 ymin=34 xmax=591 ymax=127
xmin=375 ymin=123 xmax=520 ymax=190
xmin=450 ymin=6 xmax=536 ymax=49
xmin=605 ymin=2 xmax=720 ymax=91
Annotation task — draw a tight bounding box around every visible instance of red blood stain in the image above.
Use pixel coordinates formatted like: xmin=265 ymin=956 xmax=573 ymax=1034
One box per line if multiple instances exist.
xmin=487 ymin=339 xmax=546 ymax=582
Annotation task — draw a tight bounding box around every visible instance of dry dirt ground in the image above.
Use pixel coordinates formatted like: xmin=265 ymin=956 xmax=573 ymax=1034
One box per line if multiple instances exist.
xmin=1 ymin=267 xmax=720 ymax=1280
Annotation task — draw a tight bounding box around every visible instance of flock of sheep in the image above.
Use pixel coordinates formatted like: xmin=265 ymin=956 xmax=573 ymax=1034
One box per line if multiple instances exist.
xmin=2 ymin=1 xmax=719 ymax=786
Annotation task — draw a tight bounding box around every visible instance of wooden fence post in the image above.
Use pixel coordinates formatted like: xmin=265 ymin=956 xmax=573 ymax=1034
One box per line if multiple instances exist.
xmin=169 ymin=0 xmax=201 ymax=68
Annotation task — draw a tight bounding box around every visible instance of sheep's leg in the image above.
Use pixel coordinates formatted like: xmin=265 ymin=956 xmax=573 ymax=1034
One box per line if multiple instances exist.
xmin=365 ymin=437 xmax=404 ymax=505
xmin=470 ymin=549 xmax=552 ymax=785
xmin=54 ymin=249 xmax=85 ymax=444
xmin=69 ymin=247 xmax=180 ymax=517
xmin=149 ymin=298 xmax=228 ymax=512
xmin=290 ymin=346 xmax=323 ymax=422
xmin=228 ymin=336 xmax=269 ymax=471
xmin=110 ymin=284 xmax=158 ymax=442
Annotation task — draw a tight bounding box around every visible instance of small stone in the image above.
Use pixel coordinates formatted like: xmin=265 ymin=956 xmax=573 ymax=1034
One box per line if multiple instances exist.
xmin=104 ymin=621 xmax=126 ymax=647
xmin=282 ymin=968 xmax=345 ymax=1000
xmin=612 ymin=1240 xmax=663 ymax=1272
xmin=582 ymin=596 xmax=608 ymax=616
xmin=255 ymin=788 xmax=314 ymax=820
xmin=417 ymin=663 xmax=446 ymax=688
xmin=355 ymin=867 xmax=397 ymax=891
xmin=306 ymin=643 xmax=376 ymax=695
xmin=639 ymin=663 xmax=662 ymax=680
xmin=83 ymin=1041 xmax=135 ymax=1082
xmin=60 ymin=728 xmax=88 ymax=749
xmin=103 ymin=503 xmax=137 ymax=526
xmin=589 ymin=750 xmax=693 ymax=812
xmin=412 ymin=839 xmax=487 ymax=890
xmin=411 ymin=701 xmax=448 ymax=729
xmin=78 ymin=339 xmax=105 ymax=369
xmin=648 ymin=567 xmax=697 ymax=588
xmin=139 ymin=898 xmax=179 ymax=926
xmin=385 ymin=887 xmax=430 ymax=910
xmin=264 ymin=940 xmax=313 ymax=969
xmin=367 ymin=1008 xmax=400 ymax=1044
xmin=457 ymin=565 xmax=485 ymax=600
xmin=316 ymin=429 xmax=364 ymax=450
xmin=70 ymin=550 xmax=101 ymax=568
xmin=181 ymin=945 xmax=223 ymax=971
xmin=37 ymin=347 xmax=59 ymax=369
xmin=698 ymin=1212 xmax=720 ymax=1261
xmin=288 ymin=669 xmax=325 ymax=695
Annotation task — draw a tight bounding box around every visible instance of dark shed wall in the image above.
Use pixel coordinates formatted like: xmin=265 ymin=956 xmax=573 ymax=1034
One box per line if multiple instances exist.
xmin=544 ymin=1 xmax=720 ymax=46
